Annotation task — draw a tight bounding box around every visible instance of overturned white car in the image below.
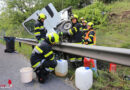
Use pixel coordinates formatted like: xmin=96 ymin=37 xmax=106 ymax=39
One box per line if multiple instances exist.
xmin=22 ymin=3 xmax=72 ymax=35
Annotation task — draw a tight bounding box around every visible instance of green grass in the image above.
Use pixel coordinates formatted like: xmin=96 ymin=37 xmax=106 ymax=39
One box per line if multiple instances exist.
xmin=91 ymin=65 xmax=130 ymax=90
xmin=1 ymin=25 xmax=34 ymax=38
xmin=15 ymin=42 xmax=33 ymax=59
xmin=0 ymin=38 xmax=5 ymax=45
xmin=95 ymin=0 xmax=130 ymax=48
xmin=108 ymin=0 xmax=130 ymax=13
xmin=91 ymin=0 xmax=130 ymax=89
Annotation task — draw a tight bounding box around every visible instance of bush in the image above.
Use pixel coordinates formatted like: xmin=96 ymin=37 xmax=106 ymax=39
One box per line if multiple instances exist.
xmin=73 ymin=1 xmax=110 ymax=25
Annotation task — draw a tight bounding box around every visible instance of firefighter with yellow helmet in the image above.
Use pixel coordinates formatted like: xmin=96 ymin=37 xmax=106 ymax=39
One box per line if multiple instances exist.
xmin=79 ymin=17 xmax=85 ymax=25
xmin=59 ymin=14 xmax=83 ymax=68
xmin=30 ymin=33 xmax=59 ymax=83
xmin=34 ymin=13 xmax=47 ymax=42
xmin=81 ymin=20 xmax=88 ymax=43
xmin=84 ymin=22 xmax=96 ymax=45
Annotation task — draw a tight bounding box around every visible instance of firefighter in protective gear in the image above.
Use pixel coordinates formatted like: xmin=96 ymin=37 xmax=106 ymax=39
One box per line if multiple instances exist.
xmin=59 ymin=14 xmax=82 ymax=67
xmin=30 ymin=33 xmax=59 ymax=83
xmin=84 ymin=22 xmax=96 ymax=45
xmin=34 ymin=13 xmax=47 ymax=42
xmin=79 ymin=17 xmax=85 ymax=25
xmin=68 ymin=14 xmax=82 ymax=43
xmin=81 ymin=20 xmax=88 ymax=43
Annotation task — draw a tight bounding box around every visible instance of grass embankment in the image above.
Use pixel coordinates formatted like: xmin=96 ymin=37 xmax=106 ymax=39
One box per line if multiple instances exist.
xmin=15 ymin=42 xmax=32 ymax=59
xmin=96 ymin=0 xmax=130 ymax=48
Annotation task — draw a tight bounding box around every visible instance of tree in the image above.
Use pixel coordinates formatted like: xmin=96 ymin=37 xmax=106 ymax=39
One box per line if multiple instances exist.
xmin=1 ymin=0 xmax=91 ymax=25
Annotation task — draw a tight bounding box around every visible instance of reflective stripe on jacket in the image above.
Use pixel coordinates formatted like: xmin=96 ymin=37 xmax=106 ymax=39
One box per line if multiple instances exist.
xmin=34 ymin=20 xmax=47 ymax=41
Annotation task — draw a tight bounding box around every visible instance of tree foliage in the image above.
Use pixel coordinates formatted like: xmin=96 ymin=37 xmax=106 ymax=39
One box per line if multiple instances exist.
xmin=0 ymin=0 xmax=92 ymax=25
xmin=0 ymin=0 xmax=108 ymax=36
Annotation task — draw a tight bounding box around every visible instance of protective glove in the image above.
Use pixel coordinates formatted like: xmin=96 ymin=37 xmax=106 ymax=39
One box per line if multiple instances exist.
xmin=58 ymin=32 xmax=63 ymax=36
xmin=82 ymin=39 xmax=85 ymax=44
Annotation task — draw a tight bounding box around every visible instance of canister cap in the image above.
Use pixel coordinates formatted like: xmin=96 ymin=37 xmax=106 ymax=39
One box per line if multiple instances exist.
xmin=85 ymin=67 xmax=90 ymax=70
xmin=58 ymin=60 xmax=62 ymax=62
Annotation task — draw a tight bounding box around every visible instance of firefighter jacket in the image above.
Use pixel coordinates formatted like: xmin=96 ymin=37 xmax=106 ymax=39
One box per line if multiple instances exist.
xmin=84 ymin=29 xmax=96 ymax=45
xmin=67 ymin=22 xmax=82 ymax=43
xmin=30 ymin=40 xmax=55 ymax=69
xmin=82 ymin=25 xmax=88 ymax=38
xmin=34 ymin=20 xmax=47 ymax=41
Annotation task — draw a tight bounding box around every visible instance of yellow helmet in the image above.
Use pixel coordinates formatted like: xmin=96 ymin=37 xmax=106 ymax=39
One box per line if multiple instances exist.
xmin=87 ymin=22 xmax=94 ymax=27
xmin=38 ymin=13 xmax=46 ymax=20
xmin=47 ymin=33 xmax=59 ymax=44
xmin=80 ymin=17 xmax=84 ymax=20
xmin=82 ymin=20 xmax=87 ymax=23
xmin=71 ymin=14 xmax=78 ymax=20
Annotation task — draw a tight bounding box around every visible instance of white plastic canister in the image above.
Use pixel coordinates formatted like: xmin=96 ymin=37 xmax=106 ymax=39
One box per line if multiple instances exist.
xmin=55 ymin=59 xmax=68 ymax=77
xmin=75 ymin=67 xmax=93 ymax=90
xmin=20 ymin=67 xmax=33 ymax=83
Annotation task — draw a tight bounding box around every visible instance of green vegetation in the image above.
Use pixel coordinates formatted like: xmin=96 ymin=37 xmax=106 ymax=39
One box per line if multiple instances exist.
xmin=0 ymin=0 xmax=130 ymax=89
xmin=90 ymin=65 xmax=130 ymax=90
xmin=74 ymin=1 xmax=110 ymax=25
xmin=15 ymin=42 xmax=32 ymax=59
xmin=96 ymin=0 xmax=130 ymax=48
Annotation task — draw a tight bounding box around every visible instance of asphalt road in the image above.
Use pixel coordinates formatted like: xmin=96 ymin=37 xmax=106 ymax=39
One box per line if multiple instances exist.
xmin=0 ymin=44 xmax=75 ymax=90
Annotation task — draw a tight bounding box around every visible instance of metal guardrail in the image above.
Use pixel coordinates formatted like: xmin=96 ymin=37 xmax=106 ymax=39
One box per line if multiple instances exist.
xmin=53 ymin=43 xmax=130 ymax=66
xmin=0 ymin=36 xmax=130 ymax=66
xmin=15 ymin=37 xmax=37 ymax=45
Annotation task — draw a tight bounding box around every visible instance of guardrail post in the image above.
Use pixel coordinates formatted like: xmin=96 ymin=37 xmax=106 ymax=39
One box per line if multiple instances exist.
xmin=19 ymin=42 xmax=22 ymax=47
xmin=13 ymin=37 xmax=130 ymax=66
